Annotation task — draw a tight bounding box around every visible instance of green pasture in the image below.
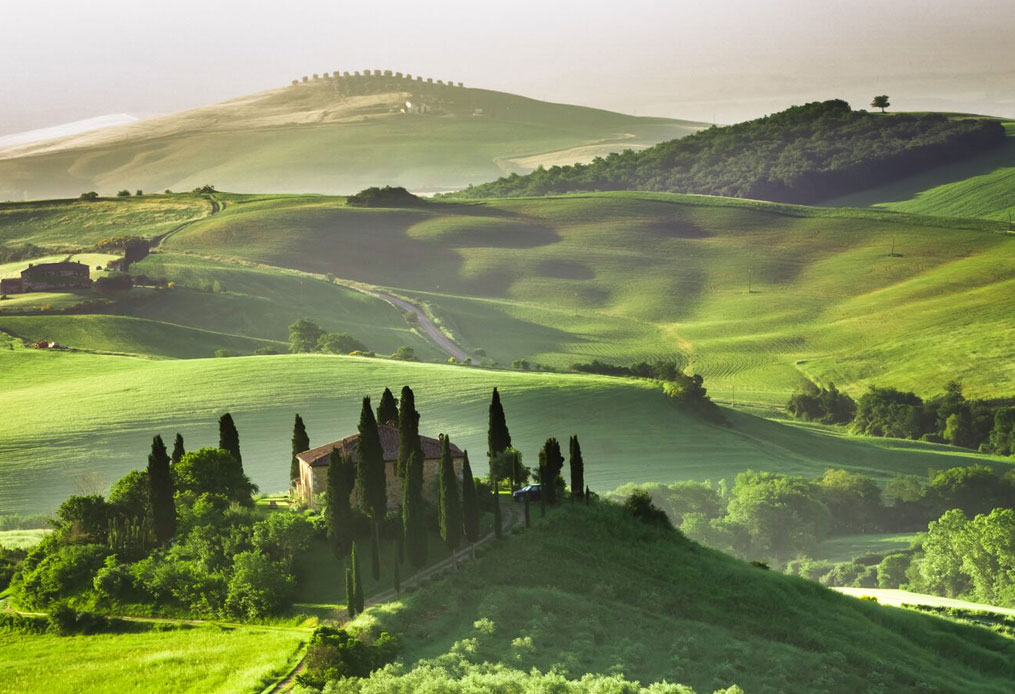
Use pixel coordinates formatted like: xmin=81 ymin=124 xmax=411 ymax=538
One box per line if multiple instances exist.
xmin=0 ymin=348 xmax=1006 ymax=514
xmin=0 ymin=624 xmax=304 ymax=694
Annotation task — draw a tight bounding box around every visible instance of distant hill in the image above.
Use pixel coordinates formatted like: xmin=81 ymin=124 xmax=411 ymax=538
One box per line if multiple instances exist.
xmin=352 ymin=502 xmax=1015 ymax=693
xmin=0 ymin=71 xmax=705 ymax=200
xmin=454 ymin=100 xmax=1006 ymax=203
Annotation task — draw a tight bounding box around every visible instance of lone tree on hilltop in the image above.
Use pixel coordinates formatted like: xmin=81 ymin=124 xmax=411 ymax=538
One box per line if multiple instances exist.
xmin=171 ymin=433 xmax=185 ymax=465
xmin=218 ymin=413 xmax=242 ymax=466
xmin=871 ymin=95 xmax=890 ymax=113
xmin=376 ymin=388 xmax=399 ymax=426
xmin=397 ymin=385 xmax=422 ymax=479
xmin=438 ymin=434 xmax=462 ymax=565
xmin=147 ymin=435 xmax=175 ymax=544
xmin=325 ymin=450 xmax=354 ymax=557
xmin=291 ymin=414 xmax=310 ymax=487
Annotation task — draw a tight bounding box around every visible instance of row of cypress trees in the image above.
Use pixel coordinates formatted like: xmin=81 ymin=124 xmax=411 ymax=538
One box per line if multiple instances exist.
xmin=146 ymin=412 xmax=248 ymax=545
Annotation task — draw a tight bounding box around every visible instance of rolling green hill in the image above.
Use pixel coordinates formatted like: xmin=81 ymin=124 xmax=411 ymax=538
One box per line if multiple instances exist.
xmin=0 ymin=345 xmax=1003 ymax=514
xmin=0 ymin=75 xmax=704 ymax=200
xmin=161 ymin=191 xmax=1015 ymax=404
xmin=452 ymin=101 xmax=1006 ymax=204
xmin=349 ymin=502 xmax=1015 ymax=693
xmin=826 ymin=121 xmax=1015 ymax=221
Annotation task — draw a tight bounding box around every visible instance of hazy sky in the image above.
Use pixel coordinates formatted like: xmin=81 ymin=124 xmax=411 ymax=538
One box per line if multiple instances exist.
xmin=3 ymin=0 xmax=1014 ymax=135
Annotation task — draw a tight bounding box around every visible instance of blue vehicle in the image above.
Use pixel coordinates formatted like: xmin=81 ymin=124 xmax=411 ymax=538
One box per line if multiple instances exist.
xmin=512 ymin=483 xmax=542 ymax=502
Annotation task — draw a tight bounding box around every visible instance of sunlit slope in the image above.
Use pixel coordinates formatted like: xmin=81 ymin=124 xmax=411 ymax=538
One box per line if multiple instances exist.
xmin=355 ymin=503 xmax=1015 ymax=693
xmin=166 ymin=192 xmax=1015 ymax=402
xmin=827 ymin=120 xmax=1015 ymax=221
xmin=0 ymin=347 xmax=1002 ymax=514
xmin=0 ymin=194 xmax=212 ymax=247
xmin=0 ymin=78 xmax=704 ymax=199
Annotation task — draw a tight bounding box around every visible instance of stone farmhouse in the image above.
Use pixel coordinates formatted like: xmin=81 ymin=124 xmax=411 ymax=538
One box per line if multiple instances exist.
xmin=296 ymin=425 xmax=465 ymax=508
xmin=1 ymin=261 xmax=91 ymax=295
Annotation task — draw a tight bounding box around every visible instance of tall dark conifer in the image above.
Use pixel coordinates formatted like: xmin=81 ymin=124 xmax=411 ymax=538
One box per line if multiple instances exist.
xmin=569 ymin=435 xmax=584 ymax=501
xmin=170 ymin=433 xmax=185 ymax=466
xmin=460 ymin=451 xmax=480 ymax=544
xmin=218 ymin=413 xmax=242 ymax=466
xmin=355 ymin=398 xmax=387 ymax=519
xmin=376 ymin=388 xmax=399 ymax=427
xmin=397 ymin=386 xmax=422 ymax=480
xmin=147 ymin=435 xmax=176 ymax=544
xmin=346 ymin=567 xmax=356 ymax=618
xmin=403 ymin=449 xmax=427 ymax=568
xmin=538 ymin=450 xmax=547 ymax=517
xmin=325 ymin=450 xmax=354 ymax=557
xmin=438 ymin=435 xmax=462 ymax=560
xmin=392 ymin=542 xmax=401 ymax=595
xmin=541 ymin=437 xmax=564 ymax=504
xmin=350 ymin=541 xmax=365 ymax=614
xmin=487 ymin=388 xmax=511 ymax=461
xmin=493 ymin=479 xmax=503 ymax=538
xmin=291 ymin=414 xmax=310 ymax=487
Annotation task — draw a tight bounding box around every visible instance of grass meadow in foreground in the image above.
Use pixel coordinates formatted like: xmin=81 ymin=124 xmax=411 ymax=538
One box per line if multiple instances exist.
xmin=0 ymin=624 xmax=304 ymax=694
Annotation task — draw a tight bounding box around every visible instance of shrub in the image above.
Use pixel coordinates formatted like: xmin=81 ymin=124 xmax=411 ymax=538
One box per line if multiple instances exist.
xmin=78 ymin=191 xmax=99 ymax=201
xmin=624 ymin=490 xmax=673 ymax=529
xmin=224 ymin=551 xmax=295 ymax=618
xmin=47 ymin=604 xmax=110 ymax=635
xmin=117 ymin=190 xmax=131 ymax=197
xmin=390 ymin=346 xmax=418 ymax=361
xmin=13 ymin=543 xmax=110 ymax=608
xmin=318 ymin=332 xmax=367 ymax=354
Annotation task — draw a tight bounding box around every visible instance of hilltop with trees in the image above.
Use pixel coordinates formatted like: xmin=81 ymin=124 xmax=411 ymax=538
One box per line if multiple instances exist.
xmin=453 ymin=100 xmax=1005 ymax=203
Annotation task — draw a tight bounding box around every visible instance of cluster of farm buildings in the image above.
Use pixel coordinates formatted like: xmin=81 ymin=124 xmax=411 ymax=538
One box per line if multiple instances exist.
xmin=1 ymin=261 xmax=91 ymax=295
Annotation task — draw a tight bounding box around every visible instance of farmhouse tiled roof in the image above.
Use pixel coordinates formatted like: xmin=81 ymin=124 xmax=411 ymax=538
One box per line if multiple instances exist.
xmin=22 ymin=261 xmax=89 ymax=275
xmin=297 ymin=424 xmax=464 ymax=467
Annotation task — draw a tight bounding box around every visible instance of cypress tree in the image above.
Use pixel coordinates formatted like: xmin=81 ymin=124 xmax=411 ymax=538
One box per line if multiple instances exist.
xmin=541 ymin=438 xmax=564 ymax=504
xmin=291 ymin=414 xmax=310 ymax=487
xmin=218 ymin=413 xmax=242 ymax=466
xmin=346 ymin=566 xmax=356 ymax=618
xmin=350 ymin=541 xmax=364 ymax=614
xmin=493 ymin=479 xmax=503 ymax=538
xmin=538 ymin=450 xmax=547 ymax=518
xmin=438 ymin=435 xmax=462 ymax=561
xmin=397 ymin=386 xmax=422 ymax=480
xmin=392 ymin=542 xmax=401 ymax=595
xmin=370 ymin=524 xmax=381 ymax=581
xmin=170 ymin=433 xmax=185 ymax=465
xmin=403 ymin=449 xmax=427 ymax=568
xmin=487 ymin=387 xmax=512 ymax=460
xmin=355 ymin=398 xmax=387 ymax=519
xmin=585 ymin=485 xmax=592 ymax=505
xmin=325 ymin=450 xmax=354 ymax=557
xmin=460 ymin=451 xmax=480 ymax=544
xmin=147 ymin=435 xmax=176 ymax=544
xmin=376 ymin=388 xmax=399 ymax=426
xmin=569 ymin=435 xmax=584 ymax=501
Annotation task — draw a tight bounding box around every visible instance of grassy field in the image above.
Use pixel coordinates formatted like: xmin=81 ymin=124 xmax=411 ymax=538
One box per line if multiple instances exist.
xmin=827 ymin=121 xmax=1015 ymax=221
xmin=0 ymin=529 xmax=50 ymax=549
xmin=350 ymin=502 xmax=1015 ymax=693
xmin=0 ymin=624 xmax=304 ymax=694
xmin=812 ymin=533 xmax=917 ymax=563
xmin=162 ymin=190 xmax=1015 ymax=403
xmin=0 ymin=346 xmax=1006 ymax=514
xmin=0 ymin=81 xmax=704 ymax=200
xmin=0 ymin=195 xmax=212 ymax=247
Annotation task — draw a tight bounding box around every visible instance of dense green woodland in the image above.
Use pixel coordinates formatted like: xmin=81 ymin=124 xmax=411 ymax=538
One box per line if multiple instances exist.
xmin=454 ymin=100 xmax=1004 ymax=203
xmin=789 ymin=379 xmax=1015 ymax=455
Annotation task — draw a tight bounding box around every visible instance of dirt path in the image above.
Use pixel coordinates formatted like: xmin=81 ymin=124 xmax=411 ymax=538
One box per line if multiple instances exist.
xmin=362 ymin=288 xmax=470 ymax=361
xmin=267 ymin=503 xmax=522 ymax=693
xmin=151 ymin=194 xmax=222 ymax=248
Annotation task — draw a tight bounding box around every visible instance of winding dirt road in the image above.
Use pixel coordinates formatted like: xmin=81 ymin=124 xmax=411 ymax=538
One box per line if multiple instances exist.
xmin=363 ymin=289 xmax=470 ymax=362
